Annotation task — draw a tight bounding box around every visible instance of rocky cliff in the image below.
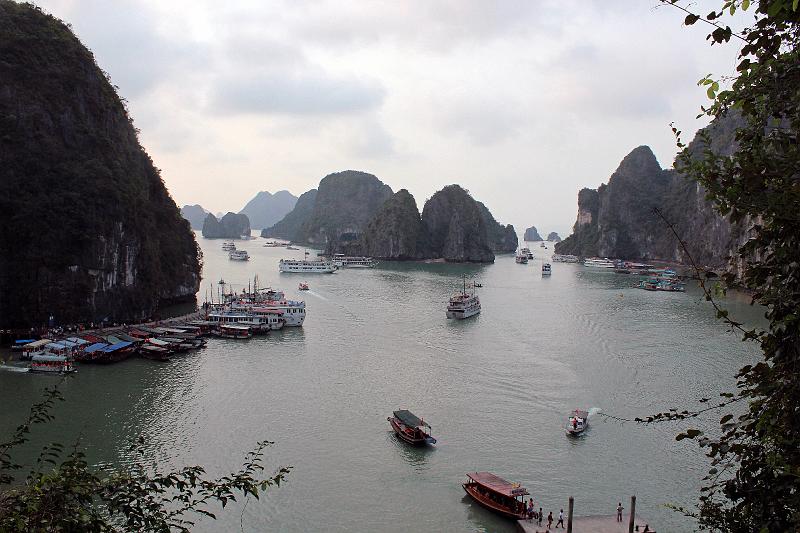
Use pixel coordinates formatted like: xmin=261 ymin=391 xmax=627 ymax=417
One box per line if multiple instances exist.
xmin=239 ymin=190 xmax=297 ymax=229
xmin=0 ymin=2 xmax=200 ymax=328
xmin=181 ymin=204 xmax=208 ymax=230
xmin=361 ymin=190 xmax=426 ymax=259
xmin=420 ymin=185 xmax=495 ymax=262
xmin=547 ymin=232 xmax=561 ymax=242
xmin=524 ymin=226 xmax=542 ymax=241
xmin=261 ymin=189 xmax=317 ymax=241
xmin=477 ymin=202 xmax=518 ymax=253
xmin=556 ymin=115 xmax=747 ymax=269
xmin=202 ymin=212 xmax=251 ymax=239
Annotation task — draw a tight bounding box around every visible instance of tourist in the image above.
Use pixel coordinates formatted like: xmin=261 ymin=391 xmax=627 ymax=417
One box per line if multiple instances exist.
xmin=617 ymin=502 xmax=624 ymax=522
xmin=539 ymin=508 xmax=543 ymax=525
xmin=556 ymin=509 xmax=564 ymax=528
xmin=547 ymin=511 xmax=553 ymax=529
xmin=643 ymin=525 xmax=650 ymax=532
xmin=528 ymin=500 xmax=535 ymax=520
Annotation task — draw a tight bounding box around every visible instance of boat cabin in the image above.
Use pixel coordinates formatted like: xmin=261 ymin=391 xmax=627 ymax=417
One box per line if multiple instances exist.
xmin=462 ymin=472 xmax=530 ymax=520
xmin=387 ymin=410 xmax=436 ymax=445
xmin=218 ymin=324 xmax=252 ymax=339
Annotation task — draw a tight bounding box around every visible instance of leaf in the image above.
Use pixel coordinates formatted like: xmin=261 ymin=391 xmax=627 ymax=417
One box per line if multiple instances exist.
xmin=685 ymin=13 xmax=700 ymax=25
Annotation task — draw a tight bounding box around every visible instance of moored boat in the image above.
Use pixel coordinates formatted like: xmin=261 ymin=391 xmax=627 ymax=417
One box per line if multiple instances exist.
xmin=29 ymin=353 xmax=76 ymax=373
xmin=566 ymin=409 xmax=589 ymax=436
xmin=217 ymin=324 xmax=252 ymax=339
xmin=387 ymin=410 xmax=436 ymax=445
xmin=279 ymin=258 xmax=336 ymax=273
xmin=229 ymin=249 xmax=250 ymax=261
xmin=331 ymin=254 xmax=378 ymax=268
xmin=462 ymin=472 xmax=530 ymax=520
xmin=584 ymin=257 xmax=616 ymax=268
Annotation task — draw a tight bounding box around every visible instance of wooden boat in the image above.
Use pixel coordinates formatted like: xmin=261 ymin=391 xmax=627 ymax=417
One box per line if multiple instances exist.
xmin=462 ymin=472 xmax=530 ymax=519
xmin=217 ymin=324 xmax=252 ymax=339
xmin=566 ymin=409 xmax=589 ymax=436
xmin=139 ymin=344 xmax=170 ymax=361
xmin=299 ymin=282 xmax=309 ymax=291
xmin=387 ymin=410 xmax=436 ymax=445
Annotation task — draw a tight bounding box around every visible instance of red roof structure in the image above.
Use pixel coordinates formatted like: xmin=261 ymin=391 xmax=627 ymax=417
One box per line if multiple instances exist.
xmin=466 ymin=472 xmax=529 ymax=497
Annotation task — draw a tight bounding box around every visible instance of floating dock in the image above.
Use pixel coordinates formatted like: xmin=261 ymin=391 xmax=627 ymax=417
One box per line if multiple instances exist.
xmin=518 ymin=514 xmax=653 ymax=533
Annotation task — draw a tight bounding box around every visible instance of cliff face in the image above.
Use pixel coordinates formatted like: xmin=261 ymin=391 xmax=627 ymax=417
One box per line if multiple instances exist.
xmin=547 ymin=232 xmax=561 ymax=242
xmin=300 ymin=170 xmax=393 ymax=250
xmin=361 ymin=190 xmax=426 ymax=259
xmin=524 ymin=226 xmax=542 ymax=241
xmin=181 ymin=204 xmax=208 ymax=230
xmin=262 ymin=189 xmax=317 ymax=241
xmin=202 ymin=212 xmax=251 ymax=239
xmin=239 ymin=190 xmax=297 ymax=229
xmin=477 ymin=202 xmax=518 ymax=253
xmin=420 ymin=185 xmax=494 ymax=262
xmin=556 ymin=115 xmax=747 ymax=269
xmin=0 ymin=2 xmax=200 ymax=328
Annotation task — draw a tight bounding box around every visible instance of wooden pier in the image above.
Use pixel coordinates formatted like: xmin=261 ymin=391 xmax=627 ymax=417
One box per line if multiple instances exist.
xmin=518 ymin=514 xmax=653 ymax=533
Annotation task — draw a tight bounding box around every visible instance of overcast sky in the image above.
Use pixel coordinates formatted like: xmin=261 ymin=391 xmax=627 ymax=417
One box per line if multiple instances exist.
xmin=38 ymin=0 xmax=744 ymax=236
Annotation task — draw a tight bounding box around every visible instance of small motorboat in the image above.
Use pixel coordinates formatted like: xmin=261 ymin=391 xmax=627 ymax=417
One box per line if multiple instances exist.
xmin=542 ymin=263 xmax=552 ymax=276
xmin=474 ymin=282 xmax=482 ymax=288
xmin=566 ymin=409 xmax=589 ymax=436
xmin=298 ymin=282 xmax=309 ymax=291
xmin=387 ymin=410 xmax=436 ymax=445
xmin=462 ymin=472 xmax=530 ymax=520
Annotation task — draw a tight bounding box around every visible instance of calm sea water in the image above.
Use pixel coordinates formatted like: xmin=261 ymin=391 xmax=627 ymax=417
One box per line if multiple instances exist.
xmin=0 ymin=233 xmax=763 ymax=532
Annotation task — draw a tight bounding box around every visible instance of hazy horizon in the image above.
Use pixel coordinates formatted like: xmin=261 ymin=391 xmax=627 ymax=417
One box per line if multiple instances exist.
xmin=37 ymin=0 xmax=744 ymax=238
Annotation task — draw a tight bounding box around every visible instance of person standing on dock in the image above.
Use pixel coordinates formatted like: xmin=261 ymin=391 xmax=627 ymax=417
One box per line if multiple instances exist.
xmin=547 ymin=511 xmax=553 ymax=529
xmin=527 ymin=499 xmax=535 ymax=520
xmin=617 ymin=502 xmax=624 ymax=522
xmin=539 ymin=508 xmax=543 ymax=525
xmin=556 ymin=509 xmax=564 ymax=528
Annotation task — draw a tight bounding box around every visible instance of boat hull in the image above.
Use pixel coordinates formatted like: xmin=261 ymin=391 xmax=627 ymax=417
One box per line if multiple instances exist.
xmin=462 ymin=484 xmax=527 ymax=520
xmin=446 ymin=307 xmax=481 ymax=319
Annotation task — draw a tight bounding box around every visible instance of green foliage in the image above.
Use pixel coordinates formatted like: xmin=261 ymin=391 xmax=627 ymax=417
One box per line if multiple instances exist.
xmin=0 ymin=384 xmax=290 ymax=532
xmin=658 ymin=1 xmax=800 ymax=530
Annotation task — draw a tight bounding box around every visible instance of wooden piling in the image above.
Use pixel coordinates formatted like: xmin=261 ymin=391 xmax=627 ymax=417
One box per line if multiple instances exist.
xmin=628 ymin=495 xmax=636 ymax=533
xmin=567 ymin=496 xmax=574 ymax=533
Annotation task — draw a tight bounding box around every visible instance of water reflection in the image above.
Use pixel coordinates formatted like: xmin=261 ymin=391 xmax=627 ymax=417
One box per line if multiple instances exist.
xmin=385 ymin=431 xmax=435 ymax=471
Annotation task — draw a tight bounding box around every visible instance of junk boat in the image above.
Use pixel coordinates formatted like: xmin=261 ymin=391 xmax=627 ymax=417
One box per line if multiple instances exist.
xmin=279 ymin=258 xmax=336 ymax=273
xmin=298 ymin=282 xmax=309 ymax=290
xmin=462 ymin=472 xmax=530 ymax=520
xmin=566 ymin=409 xmax=589 ymax=436
xmin=331 ymin=254 xmax=377 ymax=268
xmin=515 ymin=251 xmax=528 ymax=264
xmin=229 ymin=249 xmax=250 ymax=261
xmin=29 ymin=353 xmax=76 ymax=373
xmin=387 ymin=410 xmax=436 ymax=445
xmin=446 ymin=276 xmax=481 ymax=320
xmin=584 ymin=257 xmax=616 ymax=268
xmin=542 ymin=262 xmax=552 ymax=276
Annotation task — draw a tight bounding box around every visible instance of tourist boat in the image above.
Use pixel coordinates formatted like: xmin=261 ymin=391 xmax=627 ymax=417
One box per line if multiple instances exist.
xmin=229 ymin=249 xmax=250 ymax=261
xmin=446 ymin=276 xmax=481 ymax=320
xmin=331 ymin=254 xmax=377 ymax=268
xmin=279 ymin=258 xmax=336 ymax=273
xmin=20 ymin=338 xmax=52 ymax=360
xmin=552 ymin=254 xmax=579 ymax=263
xmin=583 ymin=257 xmax=616 ymax=268
xmin=263 ymin=241 xmax=285 ymax=247
xmin=299 ymin=282 xmax=309 ymax=290
xmin=462 ymin=472 xmax=530 ymax=520
xmin=515 ymin=252 xmax=528 ymax=264
xmin=542 ymin=263 xmax=552 ymax=276
xmin=520 ymin=247 xmax=533 ymax=259
xmin=222 ymin=241 xmax=236 ymax=251
xmin=387 ymin=410 xmax=436 ymax=445
xmin=139 ymin=344 xmax=170 ymax=361
xmin=638 ymin=277 xmax=686 ymax=292
xmin=29 ymin=353 xmax=76 ymax=373
xmin=217 ymin=324 xmax=252 ymax=339
xmin=566 ymin=409 xmax=589 ymax=436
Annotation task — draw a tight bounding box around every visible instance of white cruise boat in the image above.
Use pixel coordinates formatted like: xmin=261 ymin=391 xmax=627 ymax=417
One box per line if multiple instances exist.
xmin=446 ymin=276 xmax=481 ymax=320
xmin=331 ymin=254 xmax=378 ymax=268
xmin=515 ymin=252 xmax=528 ymax=264
xmin=222 ymin=241 xmax=236 ymax=251
xmin=583 ymin=257 xmax=616 ymax=268
xmin=229 ymin=250 xmax=250 ymax=261
xmin=279 ymin=258 xmax=336 ymax=273
xmin=542 ymin=262 xmax=552 ymax=276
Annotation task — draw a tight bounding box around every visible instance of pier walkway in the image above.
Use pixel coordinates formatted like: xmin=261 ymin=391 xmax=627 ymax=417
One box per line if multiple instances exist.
xmin=518 ymin=514 xmax=653 ymax=533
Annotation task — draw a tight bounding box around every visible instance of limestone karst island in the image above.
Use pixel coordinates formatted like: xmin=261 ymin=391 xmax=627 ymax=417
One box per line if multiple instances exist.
xmin=1 ymin=1 xmax=798 ymax=532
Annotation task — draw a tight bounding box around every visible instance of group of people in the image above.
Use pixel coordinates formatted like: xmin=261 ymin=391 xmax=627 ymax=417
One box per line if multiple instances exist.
xmin=526 ymin=500 xmax=565 ymax=530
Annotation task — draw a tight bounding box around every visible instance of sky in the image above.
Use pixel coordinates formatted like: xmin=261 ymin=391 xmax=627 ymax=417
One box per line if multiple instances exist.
xmin=37 ymin=0 xmax=746 ymax=237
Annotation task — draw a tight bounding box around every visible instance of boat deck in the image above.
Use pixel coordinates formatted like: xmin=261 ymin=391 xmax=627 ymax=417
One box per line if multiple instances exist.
xmin=517 ymin=514 xmax=653 ymax=533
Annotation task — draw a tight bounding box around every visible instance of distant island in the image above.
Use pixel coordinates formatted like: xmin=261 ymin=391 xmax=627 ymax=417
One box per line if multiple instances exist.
xmin=181 ymin=204 xmax=209 ymax=230
xmin=547 ymin=232 xmax=561 ymax=242
xmin=556 ymin=113 xmax=745 ymax=273
xmin=202 ymin=212 xmax=251 ymax=239
xmin=0 ymin=2 xmax=200 ymax=328
xmin=239 ymin=190 xmax=297 ymax=230
xmin=524 ymin=226 xmax=542 ymax=241
xmin=263 ymin=171 xmax=516 ymax=262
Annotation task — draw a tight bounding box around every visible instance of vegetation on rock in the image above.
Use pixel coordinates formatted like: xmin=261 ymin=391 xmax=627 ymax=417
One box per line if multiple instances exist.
xmin=0 ymin=1 xmax=200 ymax=328
xmin=361 ymin=190 xmax=426 ymax=259
xmin=420 ymin=185 xmax=495 ymax=262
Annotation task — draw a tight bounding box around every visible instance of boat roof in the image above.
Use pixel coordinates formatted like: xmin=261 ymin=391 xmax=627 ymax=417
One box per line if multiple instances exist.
xmin=14 ymin=339 xmax=36 ymax=345
xmin=23 ymin=339 xmax=51 ymax=348
xmin=393 ymin=410 xmax=430 ymax=429
xmin=66 ymin=337 xmax=90 ymax=345
xmin=466 ymin=472 xmax=529 ymax=497
xmin=103 ymin=341 xmax=132 ymax=352
xmin=31 ymin=354 xmax=69 ymax=362
xmin=220 ymin=324 xmax=251 ymax=330
xmin=84 ymin=343 xmax=109 ymax=353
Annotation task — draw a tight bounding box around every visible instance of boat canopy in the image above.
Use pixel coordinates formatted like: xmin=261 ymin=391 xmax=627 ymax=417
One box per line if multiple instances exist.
xmin=105 ymin=335 xmax=124 ymax=344
xmin=84 ymin=343 xmax=109 ymax=353
xmin=466 ymin=472 xmax=529 ymax=497
xmin=24 ymin=339 xmax=52 ymax=349
xmin=31 ymin=354 xmax=69 ymax=362
xmin=103 ymin=341 xmax=132 ymax=352
xmin=393 ymin=410 xmax=430 ymax=429
xmin=66 ymin=337 xmax=90 ymax=345
xmin=14 ymin=339 xmax=36 ymax=345
xmin=220 ymin=324 xmax=251 ymax=331
xmin=148 ymin=338 xmax=171 ymax=346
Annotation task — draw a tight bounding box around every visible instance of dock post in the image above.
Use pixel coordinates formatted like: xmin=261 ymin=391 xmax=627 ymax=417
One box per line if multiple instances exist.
xmin=567 ymin=496 xmax=574 ymax=533
xmin=628 ymin=495 xmax=636 ymax=533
